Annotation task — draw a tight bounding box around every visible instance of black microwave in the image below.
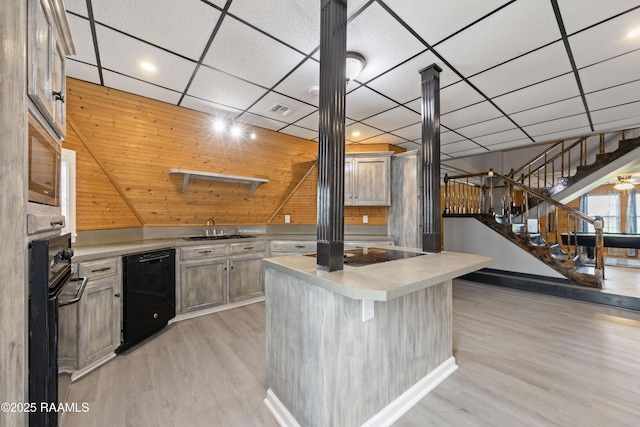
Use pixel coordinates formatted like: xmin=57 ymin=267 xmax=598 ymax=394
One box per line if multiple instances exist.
xmin=28 ymin=114 xmax=61 ymax=207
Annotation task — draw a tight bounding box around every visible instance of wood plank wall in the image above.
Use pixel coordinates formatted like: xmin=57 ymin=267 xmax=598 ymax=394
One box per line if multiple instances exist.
xmin=63 ymin=79 xmax=403 ymax=230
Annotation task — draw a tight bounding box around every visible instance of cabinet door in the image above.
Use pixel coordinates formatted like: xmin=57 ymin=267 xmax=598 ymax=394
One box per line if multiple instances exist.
xmin=28 ymin=0 xmax=55 ymax=123
xmin=229 ymin=256 xmax=264 ymax=302
xmin=78 ymin=276 xmax=121 ymax=368
xmin=51 ymin=41 xmax=66 ymax=137
xmin=353 ymin=157 xmax=390 ymax=205
xmin=345 ymin=159 xmax=354 ymax=206
xmin=180 ymin=258 xmax=228 ymax=313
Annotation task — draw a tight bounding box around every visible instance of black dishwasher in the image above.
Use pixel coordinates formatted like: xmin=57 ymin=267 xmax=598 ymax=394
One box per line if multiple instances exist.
xmin=119 ymin=249 xmax=176 ymax=352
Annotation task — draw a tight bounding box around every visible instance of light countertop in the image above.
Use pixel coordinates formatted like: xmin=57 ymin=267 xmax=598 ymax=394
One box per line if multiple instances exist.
xmin=263 ymin=246 xmax=493 ymax=301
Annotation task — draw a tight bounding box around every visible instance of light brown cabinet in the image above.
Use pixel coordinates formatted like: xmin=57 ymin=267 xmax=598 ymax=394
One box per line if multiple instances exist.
xmin=76 ymin=257 xmax=122 ymax=369
xmin=345 ymin=152 xmax=392 ymax=206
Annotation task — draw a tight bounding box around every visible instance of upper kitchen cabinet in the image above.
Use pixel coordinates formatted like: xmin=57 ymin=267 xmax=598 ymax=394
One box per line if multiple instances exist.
xmin=345 ymin=152 xmax=392 ymax=206
xmin=27 ymin=0 xmax=75 ymax=138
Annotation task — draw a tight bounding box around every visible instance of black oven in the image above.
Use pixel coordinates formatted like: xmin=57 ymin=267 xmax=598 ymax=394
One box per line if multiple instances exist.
xmin=28 ymin=113 xmax=61 ymax=207
xmin=29 ymin=233 xmax=86 ymax=427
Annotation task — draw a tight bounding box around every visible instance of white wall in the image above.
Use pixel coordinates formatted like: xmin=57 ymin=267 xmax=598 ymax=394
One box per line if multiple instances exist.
xmin=444 ymin=217 xmax=565 ymax=279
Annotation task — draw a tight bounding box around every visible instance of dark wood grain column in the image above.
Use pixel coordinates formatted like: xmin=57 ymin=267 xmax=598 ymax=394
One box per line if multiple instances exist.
xmin=420 ymin=64 xmax=443 ymax=253
xmin=316 ymin=0 xmax=347 ymax=271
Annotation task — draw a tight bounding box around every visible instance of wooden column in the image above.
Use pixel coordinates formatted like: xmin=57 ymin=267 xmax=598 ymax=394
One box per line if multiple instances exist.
xmin=420 ymin=64 xmax=443 ymax=253
xmin=316 ymin=0 xmax=347 ymax=272
xmin=0 ymin=1 xmax=28 ymax=426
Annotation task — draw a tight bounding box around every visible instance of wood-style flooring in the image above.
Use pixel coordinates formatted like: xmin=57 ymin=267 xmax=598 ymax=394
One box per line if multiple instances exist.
xmin=64 ymin=280 xmax=640 ymax=427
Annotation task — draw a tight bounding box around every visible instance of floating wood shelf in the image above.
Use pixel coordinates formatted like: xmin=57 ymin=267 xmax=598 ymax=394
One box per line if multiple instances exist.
xmin=169 ymin=168 xmax=269 ymax=197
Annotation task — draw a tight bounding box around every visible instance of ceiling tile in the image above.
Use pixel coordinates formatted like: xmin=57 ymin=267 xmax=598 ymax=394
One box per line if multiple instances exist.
xmin=187 ymin=66 xmax=268 ymax=110
xmin=343 ymin=2 xmax=426 ymax=83
xmin=445 ymin=147 xmax=490 ymax=158
xmin=273 ymin=58 xmax=320 ymax=107
xmin=556 ymin=0 xmax=640 ymax=34
xmin=293 ymin=111 xmax=319 ymax=132
xmin=395 ymin=141 xmax=422 ymax=151
xmin=66 ymin=63 xmax=101 ymax=85
xmin=591 ymin=102 xmax=640 ymax=131
xmin=102 ymin=71 xmax=182 ymax=105
xmin=441 ymin=130 xmax=466 ymax=145
xmin=345 ymin=123 xmax=384 ymax=143
xmin=228 ymin=0 xmax=319 ymax=54
xmin=366 ymin=51 xmax=459 ymax=104
xmin=391 ymin=123 xmax=421 ymax=141
xmin=92 ymin=0 xmax=220 ymax=61
xmin=386 ymin=0 xmax=510 ymax=46
xmin=587 ymin=80 xmax=640 ymax=111
xmin=279 ymin=125 xmax=317 ymax=141
xmin=523 ymin=115 xmax=591 ymax=143
xmin=66 ymin=15 xmax=96 ymax=65
xmin=64 ymin=0 xmax=88 ymax=17
xmin=468 ymin=42 xmax=573 ymax=98
xmin=346 ymin=87 xmax=397 ymax=121
xmin=485 ymin=138 xmax=536 ymax=152
xmin=180 ymin=96 xmax=243 ymax=119
xmin=441 ymin=101 xmax=503 ymax=131
xmin=510 ymin=97 xmax=586 ymax=127
xmin=473 ymin=129 xmax=530 ymax=147
xmin=435 ymin=1 xmax=561 ymax=77
xmin=442 ymin=140 xmax=483 ymax=154
xmin=246 ymin=92 xmax=317 ymax=124
xmin=569 ymin=7 xmax=640 ymax=68
xmin=236 ymin=112 xmax=288 ymax=131
xmin=203 ymin=17 xmax=305 ymax=88
xmin=579 ymin=49 xmax=640 ymax=93
xmin=491 ymin=74 xmax=581 ymax=114
xmin=453 ymin=116 xmax=515 ymax=140
xmin=95 ymin=26 xmax=197 ymax=92
xmin=362 ymin=106 xmax=421 ymax=132
xmin=440 ymin=81 xmax=485 ymax=114
xmin=357 ymin=133 xmax=405 ymax=145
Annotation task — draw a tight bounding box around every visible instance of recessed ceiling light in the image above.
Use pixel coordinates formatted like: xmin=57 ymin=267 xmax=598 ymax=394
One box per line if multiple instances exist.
xmin=231 ymin=125 xmax=242 ymax=137
xmin=629 ymin=27 xmax=640 ymax=38
xmin=352 ymin=130 xmax=361 ymax=137
xmin=140 ymin=62 xmax=156 ymax=72
xmin=213 ymin=119 xmax=226 ymax=131
xmin=249 ymin=132 xmax=257 ymax=140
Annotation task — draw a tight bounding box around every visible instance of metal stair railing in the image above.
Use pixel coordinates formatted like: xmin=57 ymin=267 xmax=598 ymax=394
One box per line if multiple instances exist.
xmin=444 ymin=169 xmax=605 ymax=283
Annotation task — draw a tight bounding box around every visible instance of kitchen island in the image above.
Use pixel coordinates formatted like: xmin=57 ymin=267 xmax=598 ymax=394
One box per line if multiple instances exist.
xmin=263 ymin=247 xmax=492 ymax=427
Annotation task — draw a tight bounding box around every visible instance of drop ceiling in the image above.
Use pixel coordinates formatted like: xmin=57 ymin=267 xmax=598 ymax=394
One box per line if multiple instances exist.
xmin=64 ymin=0 xmax=640 ymax=160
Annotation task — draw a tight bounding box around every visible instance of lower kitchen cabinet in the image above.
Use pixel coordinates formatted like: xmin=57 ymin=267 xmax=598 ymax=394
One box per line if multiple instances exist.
xmin=229 ymin=256 xmax=264 ymax=302
xmin=180 ymin=258 xmax=228 ymax=312
xmin=76 ymin=257 xmax=122 ymax=369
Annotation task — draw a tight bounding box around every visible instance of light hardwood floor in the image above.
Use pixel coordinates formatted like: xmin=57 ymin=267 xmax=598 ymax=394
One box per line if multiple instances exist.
xmin=65 ymin=280 xmax=640 ymax=427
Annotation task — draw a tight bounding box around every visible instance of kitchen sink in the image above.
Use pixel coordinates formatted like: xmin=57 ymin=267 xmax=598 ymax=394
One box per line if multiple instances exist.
xmin=183 ymin=235 xmax=255 ymax=241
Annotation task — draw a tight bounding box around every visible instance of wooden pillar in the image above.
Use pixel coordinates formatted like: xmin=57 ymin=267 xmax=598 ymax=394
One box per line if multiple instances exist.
xmin=0 ymin=0 xmax=29 ymax=426
xmin=316 ymin=0 xmax=347 ymax=271
xmin=420 ymin=64 xmax=443 ymax=253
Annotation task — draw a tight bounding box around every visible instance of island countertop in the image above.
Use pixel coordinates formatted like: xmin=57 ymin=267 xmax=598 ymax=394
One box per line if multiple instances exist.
xmin=263 ymin=246 xmax=493 ymax=301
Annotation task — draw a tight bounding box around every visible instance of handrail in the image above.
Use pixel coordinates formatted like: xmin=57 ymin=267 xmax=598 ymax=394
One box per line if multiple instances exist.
xmin=494 ymin=172 xmax=594 ymax=224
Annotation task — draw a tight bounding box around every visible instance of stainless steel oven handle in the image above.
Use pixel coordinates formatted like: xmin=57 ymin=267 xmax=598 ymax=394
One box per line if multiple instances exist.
xmin=58 ymin=277 xmax=88 ymax=307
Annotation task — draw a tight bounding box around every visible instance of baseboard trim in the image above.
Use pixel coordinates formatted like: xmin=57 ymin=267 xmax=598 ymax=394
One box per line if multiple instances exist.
xmin=264 ymin=356 xmax=458 ymax=427
xmin=170 ymin=295 xmax=265 ymax=324
xmin=72 ymin=352 xmax=117 ymax=382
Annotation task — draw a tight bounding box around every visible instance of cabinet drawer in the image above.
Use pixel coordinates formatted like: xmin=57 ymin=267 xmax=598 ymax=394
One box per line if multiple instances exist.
xmin=229 ymin=241 xmax=267 ymax=256
xmin=181 ymin=244 xmax=228 ymax=260
xmin=78 ymin=257 xmax=119 ymax=281
xmin=270 ymin=240 xmax=316 ymax=253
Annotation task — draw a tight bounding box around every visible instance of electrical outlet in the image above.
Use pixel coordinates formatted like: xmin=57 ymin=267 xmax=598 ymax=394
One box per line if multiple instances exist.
xmin=362 ymin=215 xmax=368 ymax=223
xmin=362 ymin=300 xmax=374 ymax=322
xmin=284 ymin=215 xmax=291 ymax=223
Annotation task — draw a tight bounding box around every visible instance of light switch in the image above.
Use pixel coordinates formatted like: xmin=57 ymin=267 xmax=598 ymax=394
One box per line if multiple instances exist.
xmin=284 ymin=215 xmax=291 ymax=223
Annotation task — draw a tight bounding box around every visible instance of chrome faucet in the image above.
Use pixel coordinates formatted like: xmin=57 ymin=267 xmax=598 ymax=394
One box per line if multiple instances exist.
xmin=206 ymin=217 xmax=216 ymax=236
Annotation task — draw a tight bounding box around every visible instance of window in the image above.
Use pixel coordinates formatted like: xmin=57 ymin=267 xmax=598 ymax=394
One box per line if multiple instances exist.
xmin=585 ymin=192 xmax=620 ymax=233
xmin=61 ymin=148 xmax=76 ymax=242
